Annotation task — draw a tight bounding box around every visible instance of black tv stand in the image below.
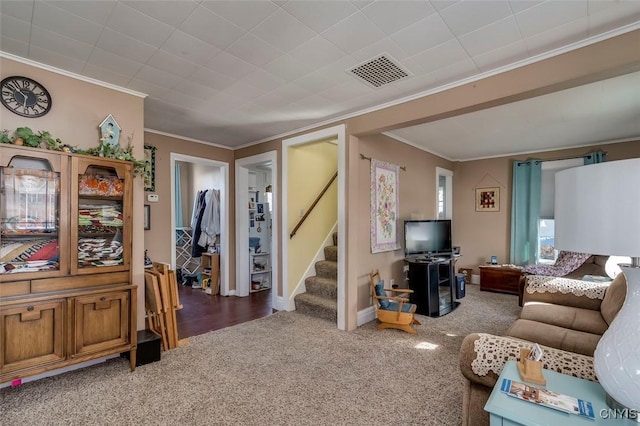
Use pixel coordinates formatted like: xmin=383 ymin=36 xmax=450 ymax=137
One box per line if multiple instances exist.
xmin=405 ymin=256 xmax=459 ymax=317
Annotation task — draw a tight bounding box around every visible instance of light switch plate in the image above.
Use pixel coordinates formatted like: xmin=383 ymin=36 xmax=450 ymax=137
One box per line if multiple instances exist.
xmin=147 ymin=194 xmax=159 ymax=202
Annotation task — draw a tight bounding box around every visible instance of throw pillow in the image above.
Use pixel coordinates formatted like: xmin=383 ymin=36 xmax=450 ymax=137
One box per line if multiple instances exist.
xmin=375 ymin=281 xmax=390 ymax=309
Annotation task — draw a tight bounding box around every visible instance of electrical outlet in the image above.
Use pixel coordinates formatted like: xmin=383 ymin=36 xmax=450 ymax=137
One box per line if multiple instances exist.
xmin=299 ymin=209 xmax=305 ymax=218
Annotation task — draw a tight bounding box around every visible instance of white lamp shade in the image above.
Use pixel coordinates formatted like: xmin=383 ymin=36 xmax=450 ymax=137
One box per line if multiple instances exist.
xmin=555 ymin=158 xmax=640 ymax=257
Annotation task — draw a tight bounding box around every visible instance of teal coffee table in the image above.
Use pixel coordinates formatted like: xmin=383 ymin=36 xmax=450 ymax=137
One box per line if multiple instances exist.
xmin=484 ymin=360 xmax=637 ymax=425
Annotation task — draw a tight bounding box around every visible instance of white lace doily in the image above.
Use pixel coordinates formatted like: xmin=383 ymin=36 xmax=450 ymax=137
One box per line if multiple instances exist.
xmin=525 ymin=275 xmax=609 ymax=300
xmin=470 ymin=333 xmax=596 ymax=381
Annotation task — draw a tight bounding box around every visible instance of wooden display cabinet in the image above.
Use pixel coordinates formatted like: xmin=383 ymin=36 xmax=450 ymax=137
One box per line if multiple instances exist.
xmin=0 ymin=145 xmax=136 ymax=384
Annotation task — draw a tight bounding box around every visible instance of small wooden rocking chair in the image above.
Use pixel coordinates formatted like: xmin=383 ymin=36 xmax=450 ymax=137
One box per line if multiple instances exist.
xmin=370 ymin=269 xmax=421 ymax=334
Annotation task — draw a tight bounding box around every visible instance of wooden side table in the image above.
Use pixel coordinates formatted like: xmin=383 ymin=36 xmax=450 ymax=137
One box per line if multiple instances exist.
xmin=485 ymin=361 xmax=635 ymax=425
xmin=479 ymin=265 xmax=522 ymax=295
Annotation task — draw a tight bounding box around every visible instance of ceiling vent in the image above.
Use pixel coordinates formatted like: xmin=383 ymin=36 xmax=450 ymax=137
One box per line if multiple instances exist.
xmin=348 ymin=54 xmax=411 ymax=88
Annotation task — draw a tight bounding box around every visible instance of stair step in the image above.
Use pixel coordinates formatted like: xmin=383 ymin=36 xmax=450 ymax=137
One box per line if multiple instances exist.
xmin=324 ymin=246 xmax=338 ymax=262
xmin=305 ymin=275 xmax=337 ymax=299
xmin=294 ymin=293 xmax=337 ymax=322
xmin=314 ymin=260 xmax=337 ymax=279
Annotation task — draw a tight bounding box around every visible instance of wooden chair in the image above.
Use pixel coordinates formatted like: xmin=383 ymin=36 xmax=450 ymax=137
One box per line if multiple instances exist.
xmin=370 ymin=269 xmax=421 ymax=334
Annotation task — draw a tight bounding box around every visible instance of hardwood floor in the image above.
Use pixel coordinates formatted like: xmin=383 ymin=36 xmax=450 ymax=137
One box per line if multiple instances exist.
xmin=175 ymin=284 xmax=275 ymax=339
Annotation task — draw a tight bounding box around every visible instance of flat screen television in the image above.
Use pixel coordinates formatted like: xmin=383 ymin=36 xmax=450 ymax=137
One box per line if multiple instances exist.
xmin=404 ymin=220 xmax=452 ymax=257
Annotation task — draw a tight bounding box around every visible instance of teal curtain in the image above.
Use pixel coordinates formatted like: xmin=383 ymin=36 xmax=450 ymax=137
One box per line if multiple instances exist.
xmin=175 ymin=163 xmax=183 ymax=227
xmin=510 ymin=160 xmax=542 ymax=265
xmin=584 ymin=150 xmax=606 ymax=164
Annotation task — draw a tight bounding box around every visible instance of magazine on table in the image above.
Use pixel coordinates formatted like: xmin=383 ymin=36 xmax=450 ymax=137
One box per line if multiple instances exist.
xmin=500 ymin=378 xmax=595 ymax=420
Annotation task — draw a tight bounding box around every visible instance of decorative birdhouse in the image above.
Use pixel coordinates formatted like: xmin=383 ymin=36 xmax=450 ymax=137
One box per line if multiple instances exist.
xmin=99 ymin=114 xmax=121 ymax=147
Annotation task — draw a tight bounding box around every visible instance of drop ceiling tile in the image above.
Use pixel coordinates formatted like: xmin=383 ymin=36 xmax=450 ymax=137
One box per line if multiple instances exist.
xmin=524 ymin=17 xmax=589 ymax=56
xmin=263 ymin=54 xmax=317 ymax=82
xmin=226 ymin=33 xmax=284 ymax=67
xmin=350 ymin=1 xmax=375 ymax=10
xmin=429 ymin=1 xmax=459 ymax=12
xmin=96 ymin=28 xmax=157 ymax=63
xmin=439 ymin=0 xmax=512 ymax=36
xmin=321 ymin=12 xmax=387 ymax=54
xmin=28 ymin=45 xmax=86 ymax=75
xmin=156 ymin=90 xmax=206 ymax=110
xmin=147 ymin=50 xmax=199 ymax=80
xmin=0 ymin=0 xmax=34 ymax=21
xmin=320 ymin=81 xmax=372 ymax=103
xmin=240 ymin=69 xmax=285 ymax=92
xmin=458 ymin=16 xmax=522 ymax=57
xmin=87 ymin=47 xmax=145 ymax=77
xmin=437 ymin=60 xmax=483 ymax=88
xmin=180 ymin=5 xmax=246 ymax=50
xmin=82 ymin=64 xmax=133 ymax=87
xmin=361 ymin=0 xmax=435 ymax=35
xmin=403 ymin=39 xmax=469 ymax=75
xmin=160 ymin=30 xmax=221 ymax=68
xmin=222 ymin=82 xmax=267 ymax=104
xmin=33 ymin=2 xmax=103 ymax=45
xmin=30 ymin=25 xmax=94 ymax=61
xmin=134 ymin=65 xmax=183 ymax=90
xmin=0 ymin=35 xmax=29 ymax=57
xmin=127 ymin=79 xmax=168 ymax=99
xmin=42 ymin=1 xmax=116 ymax=25
xmin=121 ymin=0 xmax=198 ymax=27
xmin=200 ymin=0 xmax=278 ymax=31
xmin=508 ymin=0 xmax=544 ymax=14
xmin=391 ymin=72 xmax=438 ymax=97
xmin=350 ymin=37 xmax=411 ymax=62
xmin=317 ymin=55 xmax=363 ymax=86
xmin=390 ymin=14 xmax=454 ymax=56
xmin=588 ymin=2 xmax=640 ymax=36
xmin=473 ymin=39 xmax=529 ymax=71
xmin=587 ymin=0 xmax=617 ymax=15
xmin=283 ymin=1 xmax=359 ymax=33
xmin=189 ymin=65 xmax=236 ymax=91
xmin=0 ymin=13 xmax=30 ymax=43
xmin=105 ymin=3 xmax=174 ymax=48
xmin=264 ymin=83 xmax=312 ymax=104
xmin=515 ymin=0 xmax=588 ymax=38
xmin=206 ymin=51 xmax=258 ymax=80
xmin=250 ymin=8 xmax=316 ymax=52
xmin=293 ymin=67 xmax=344 ymax=93
xmin=252 ymin=90 xmax=293 ymax=108
xmin=288 ymin=36 xmax=344 ymax=70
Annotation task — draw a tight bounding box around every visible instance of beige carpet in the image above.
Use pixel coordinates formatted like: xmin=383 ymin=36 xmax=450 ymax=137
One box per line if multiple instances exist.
xmin=1 ymin=284 xmax=520 ymax=425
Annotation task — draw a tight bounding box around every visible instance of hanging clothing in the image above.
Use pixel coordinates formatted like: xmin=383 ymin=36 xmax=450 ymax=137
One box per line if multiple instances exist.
xmin=198 ymin=189 xmax=221 ymax=249
xmin=191 ymin=190 xmax=208 ymax=257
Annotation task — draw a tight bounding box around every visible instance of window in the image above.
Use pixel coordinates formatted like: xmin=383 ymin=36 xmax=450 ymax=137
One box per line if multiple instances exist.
xmin=436 ymin=167 xmax=453 ymax=220
xmin=538 ymin=219 xmax=556 ymax=264
xmin=538 ymin=158 xmax=583 ymax=263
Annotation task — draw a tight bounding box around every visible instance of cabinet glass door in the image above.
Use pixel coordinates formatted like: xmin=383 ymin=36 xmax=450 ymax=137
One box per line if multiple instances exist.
xmin=71 ymin=157 xmax=131 ymax=274
xmin=0 ymin=149 xmax=67 ymax=279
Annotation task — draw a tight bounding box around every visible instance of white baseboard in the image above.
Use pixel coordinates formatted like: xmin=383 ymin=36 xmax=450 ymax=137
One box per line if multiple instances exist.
xmin=0 ymin=355 xmax=116 ymax=389
xmin=357 ymin=306 xmax=376 ymax=326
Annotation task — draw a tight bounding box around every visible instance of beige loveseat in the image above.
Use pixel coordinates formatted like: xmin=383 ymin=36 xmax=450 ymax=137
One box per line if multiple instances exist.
xmin=459 ymin=273 xmax=627 ymax=425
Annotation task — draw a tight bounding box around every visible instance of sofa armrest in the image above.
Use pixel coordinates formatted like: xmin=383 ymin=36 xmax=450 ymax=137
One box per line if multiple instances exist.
xmin=460 ymin=333 xmax=596 ymax=390
xmin=522 ymin=275 xmax=607 ymax=311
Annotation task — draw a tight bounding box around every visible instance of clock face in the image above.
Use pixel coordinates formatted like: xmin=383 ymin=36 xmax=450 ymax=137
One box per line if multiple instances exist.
xmin=1 ymin=76 xmax=52 ymax=118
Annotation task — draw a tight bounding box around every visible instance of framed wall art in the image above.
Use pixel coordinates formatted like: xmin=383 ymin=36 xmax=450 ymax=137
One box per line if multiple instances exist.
xmin=476 ymin=187 xmax=500 ymax=212
xmin=370 ymin=158 xmax=401 ymax=253
xmin=143 ymin=145 xmax=156 ymax=192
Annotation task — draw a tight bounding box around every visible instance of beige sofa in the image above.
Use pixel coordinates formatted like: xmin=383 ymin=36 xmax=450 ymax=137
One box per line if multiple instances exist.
xmin=459 ymin=272 xmax=627 ymax=425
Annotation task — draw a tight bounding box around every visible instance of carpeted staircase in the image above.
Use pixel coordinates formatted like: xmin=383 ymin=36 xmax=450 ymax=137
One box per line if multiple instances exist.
xmin=294 ymin=232 xmax=337 ymax=322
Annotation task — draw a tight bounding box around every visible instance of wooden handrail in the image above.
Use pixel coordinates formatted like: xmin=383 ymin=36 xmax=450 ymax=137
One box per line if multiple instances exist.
xmin=290 ymin=171 xmax=337 ymax=239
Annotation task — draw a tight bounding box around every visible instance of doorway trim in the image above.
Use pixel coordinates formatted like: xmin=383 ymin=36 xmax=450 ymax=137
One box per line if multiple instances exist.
xmin=282 ymin=124 xmax=346 ymax=330
xmin=235 ymin=151 xmax=279 ymax=309
xmin=170 ymin=153 xmax=230 ymax=296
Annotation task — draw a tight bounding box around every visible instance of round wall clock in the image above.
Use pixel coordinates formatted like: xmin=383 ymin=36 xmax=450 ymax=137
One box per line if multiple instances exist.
xmin=1 ymin=76 xmax=52 ymax=118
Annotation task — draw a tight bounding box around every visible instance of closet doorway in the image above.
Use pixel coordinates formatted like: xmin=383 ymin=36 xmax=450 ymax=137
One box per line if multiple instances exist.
xmin=170 ymin=153 xmax=229 ymax=297
xmin=236 ymin=151 xmax=279 ymax=311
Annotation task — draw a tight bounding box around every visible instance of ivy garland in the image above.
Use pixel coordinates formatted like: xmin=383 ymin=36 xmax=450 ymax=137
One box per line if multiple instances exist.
xmin=1 ymin=127 xmax=145 ymax=176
